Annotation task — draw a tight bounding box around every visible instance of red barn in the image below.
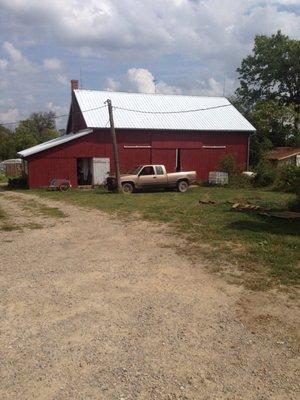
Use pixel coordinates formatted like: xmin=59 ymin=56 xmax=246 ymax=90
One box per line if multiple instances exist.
xmin=18 ymin=80 xmax=255 ymax=188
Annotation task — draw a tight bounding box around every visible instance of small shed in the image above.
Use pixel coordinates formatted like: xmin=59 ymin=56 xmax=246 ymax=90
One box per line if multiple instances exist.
xmin=1 ymin=159 xmax=23 ymax=177
xmin=267 ymin=147 xmax=300 ymax=167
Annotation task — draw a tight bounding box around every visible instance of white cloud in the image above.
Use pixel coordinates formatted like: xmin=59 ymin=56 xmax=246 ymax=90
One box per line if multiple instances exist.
xmin=106 ymin=68 xmax=182 ymax=95
xmin=0 ymin=0 xmax=299 ymax=125
xmin=43 ymin=58 xmax=62 ymax=70
xmin=0 ymin=98 xmax=15 ymax=107
xmin=0 ymin=1 xmax=299 ymax=62
xmin=0 ymin=42 xmax=68 ymax=124
xmin=104 ymin=77 xmax=121 ymax=92
xmin=43 ymin=58 xmax=68 ymax=86
xmin=195 ymin=76 xmax=237 ymax=97
xmin=47 ymin=102 xmax=68 ymax=114
xmin=3 ymin=41 xmax=23 ymax=62
xmin=125 ymin=68 xmax=155 ymax=93
xmin=0 ymin=108 xmax=19 ymax=124
xmin=2 ymin=41 xmax=32 ymax=71
xmin=156 ymin=81 xmax=182 ymax=95
xmin=55 ymin=73 xmax=68 ymax=85
xmin=0 ymin=59 xmax=9 ymax=70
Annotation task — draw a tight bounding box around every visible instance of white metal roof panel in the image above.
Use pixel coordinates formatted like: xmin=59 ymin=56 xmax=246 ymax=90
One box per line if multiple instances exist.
xmin=17 ymin=129 xmax=93 ymax=157
xmin=74 ymin=90 xmax=255 ymax=132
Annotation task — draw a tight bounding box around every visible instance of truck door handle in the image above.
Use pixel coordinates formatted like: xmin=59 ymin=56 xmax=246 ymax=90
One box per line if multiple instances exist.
xmin=153 ymin=176 xmax=156 ymax=178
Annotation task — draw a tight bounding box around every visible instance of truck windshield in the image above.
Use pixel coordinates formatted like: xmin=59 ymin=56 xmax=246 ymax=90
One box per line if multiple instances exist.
xmin=126 ymin=166 xmax=142 ymax=175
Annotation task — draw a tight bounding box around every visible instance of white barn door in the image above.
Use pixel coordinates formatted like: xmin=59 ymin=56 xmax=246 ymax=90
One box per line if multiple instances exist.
xmin=92 ymin=158 xmax=110 ymax=185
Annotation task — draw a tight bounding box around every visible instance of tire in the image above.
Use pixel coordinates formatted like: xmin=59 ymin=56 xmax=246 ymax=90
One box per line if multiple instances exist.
xmin=177 ymin=180 xmax=189 ymax=193
xmin=59 ymin=183 xmax=70 ymax=192
xmin=122 ymin=182 xmax=134 ymax=194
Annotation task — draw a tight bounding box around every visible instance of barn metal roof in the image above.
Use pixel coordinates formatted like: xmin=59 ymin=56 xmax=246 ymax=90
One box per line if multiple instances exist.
xmin=17 ymin=129 xmax=92 ymax=157
xmin=74 ymin=90 xmax=255 ymax=132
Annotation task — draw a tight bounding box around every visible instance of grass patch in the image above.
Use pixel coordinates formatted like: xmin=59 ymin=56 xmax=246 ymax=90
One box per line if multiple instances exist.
xmin=35 ymin=205 xmax=65 ymax=218
xmin=0 ymin=223 xmax=20 ymax=232
xmin=3 ymin=196 xmax=66 ymax=219
xmin=0 ymin=203 xmax=19 ymax=231
xmin=24 ymin=222 xmax=43 ymax=230
xmin=25 ymin=187 xmax=300 ymax=288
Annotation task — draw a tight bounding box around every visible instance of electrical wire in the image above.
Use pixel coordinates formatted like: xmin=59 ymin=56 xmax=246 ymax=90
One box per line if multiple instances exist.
xmin=0 ymin=102 xmax=232 ymax=127
xmin=112 ymin=103 xmax=231 ymax=114
xmin=0 ymin=104 xmax=107 ymax=127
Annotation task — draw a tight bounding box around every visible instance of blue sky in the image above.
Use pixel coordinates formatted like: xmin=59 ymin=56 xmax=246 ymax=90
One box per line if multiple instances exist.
xmin=0 ymin=0 xmax=299 ymax=129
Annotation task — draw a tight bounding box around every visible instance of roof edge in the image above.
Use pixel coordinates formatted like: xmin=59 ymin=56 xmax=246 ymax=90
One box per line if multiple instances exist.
xmin=17 ymin=129 xmax=93 ymax=158
xmin=74 ymin=88 xmax=229 ymax=100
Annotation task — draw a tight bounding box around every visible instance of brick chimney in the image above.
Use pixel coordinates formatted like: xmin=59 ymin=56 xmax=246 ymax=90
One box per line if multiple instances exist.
xmin=71 ymin=79 xmax=79 ymax=91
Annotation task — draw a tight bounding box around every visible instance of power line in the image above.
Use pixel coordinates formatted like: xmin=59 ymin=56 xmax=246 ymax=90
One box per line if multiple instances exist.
xmin=0 ymin=102 xmax=232 ymax=127
xmin=112 ymin=103 xmax=231 ymax=115
xmin=0 ymin=104 xmax=107 ymax=127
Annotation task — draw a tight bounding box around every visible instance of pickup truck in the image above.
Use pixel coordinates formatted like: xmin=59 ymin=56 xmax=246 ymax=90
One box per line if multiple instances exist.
xmin=106 ymin=165 xmax=197 ymax=193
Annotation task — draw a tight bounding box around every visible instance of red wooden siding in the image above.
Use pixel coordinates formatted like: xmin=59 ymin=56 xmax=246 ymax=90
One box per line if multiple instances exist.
xmin=181 ymin=148 xmax=227 ymax=179
xmin=28 ymin=158 xmax=77 ymax=188
xmin=25 ymin=128 xmax=249 ymax=188
xmin=151 ymin=149 xmax=176 ymax=172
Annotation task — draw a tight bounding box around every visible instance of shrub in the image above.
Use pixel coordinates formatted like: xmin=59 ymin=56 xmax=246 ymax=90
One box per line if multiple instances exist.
xmin=253 ymin=159 xmax=277 ymax=187
xmin=218 ymin=154 xmax=252 ymax=188
xmin=274 ymin=164 xmax=300 ymax=193
xmin=8 ymin=176 xmax=28 ymax=188
xmin=219 ymin=154 xmax=238 ymax=175
xmin=288 ymin=196 xmax=300 ymax=212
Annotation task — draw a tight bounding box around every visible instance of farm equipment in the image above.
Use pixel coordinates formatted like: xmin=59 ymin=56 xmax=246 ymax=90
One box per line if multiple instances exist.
xmin=49 ymin=178 xmax=71 ymax=191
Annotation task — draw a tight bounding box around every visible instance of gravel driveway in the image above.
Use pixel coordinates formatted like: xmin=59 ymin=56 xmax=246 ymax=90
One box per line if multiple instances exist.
xmin=0 ymin=191 xmax=299 ymax=400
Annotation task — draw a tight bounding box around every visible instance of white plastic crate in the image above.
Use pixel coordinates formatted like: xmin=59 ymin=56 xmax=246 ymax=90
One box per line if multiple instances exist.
xmin=208 ymin=171 xmax=229 ymax=185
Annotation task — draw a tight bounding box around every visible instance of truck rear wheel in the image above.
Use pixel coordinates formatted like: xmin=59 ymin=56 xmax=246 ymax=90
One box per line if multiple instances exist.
xmin=122 ymin=182 xmax=134 ymax=194
xmin=177 ymin=180 xmax=189 ymax=193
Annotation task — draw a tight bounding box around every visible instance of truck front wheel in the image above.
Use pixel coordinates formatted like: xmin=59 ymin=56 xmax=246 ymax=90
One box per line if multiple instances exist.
xmin=122 ymin=182 xmax=134 ymax=194
xmin=177 ymin=180 xmax=189 ymax=193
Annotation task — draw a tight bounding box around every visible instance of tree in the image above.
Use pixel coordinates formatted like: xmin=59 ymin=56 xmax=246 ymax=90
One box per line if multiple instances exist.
xmin=14 ymin=111 xmax=59 ymax=153
xmin=28 ymin=111 xmax=57 ymax=142
xmin=252 ymin=99 xmax=298 ymax=144
xmin=236 ymin=31 xmax=300 ymax=129
xmin=0 ymin=126 xmax=15 ymax=160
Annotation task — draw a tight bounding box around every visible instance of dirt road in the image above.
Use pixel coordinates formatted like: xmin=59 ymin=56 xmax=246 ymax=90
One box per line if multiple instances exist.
xmin=0 ymin=191 xmax=299 ymax=399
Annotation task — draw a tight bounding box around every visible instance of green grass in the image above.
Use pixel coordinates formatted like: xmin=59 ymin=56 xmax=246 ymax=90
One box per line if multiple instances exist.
xmin=5 ymin=197 xmax=66 ymax=219
xmin=29 ymin=187 xmax=300 ymax=289
xmin=0 ymin=224 xmax=20 ymax=232
xmin=0 ymin=196 xmax=63 ymax=234
xmin=24 ymin=201 xmax=66 ymax=219
xmin=0 ymin=206 xmax=20 ymax=231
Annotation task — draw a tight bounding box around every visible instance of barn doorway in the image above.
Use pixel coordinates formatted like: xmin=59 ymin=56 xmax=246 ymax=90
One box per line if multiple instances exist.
xmin=77 ymin=158 xmax=92 ymax=185
xmin=175 ymin=149 xmax=181 ymax=172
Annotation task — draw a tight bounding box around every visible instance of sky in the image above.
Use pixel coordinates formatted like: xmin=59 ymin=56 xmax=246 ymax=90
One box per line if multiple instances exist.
xmin=0 ymin=0 xmax=299 ymax=129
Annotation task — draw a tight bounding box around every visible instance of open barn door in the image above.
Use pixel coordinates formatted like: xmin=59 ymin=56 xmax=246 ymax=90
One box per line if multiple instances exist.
xmin=92 ymin=158 xmax=110 ymax=185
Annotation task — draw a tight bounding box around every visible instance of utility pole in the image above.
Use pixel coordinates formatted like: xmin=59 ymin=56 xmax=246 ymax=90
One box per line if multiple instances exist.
xmin=105 ymin=99 xmax=122 ymax=193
